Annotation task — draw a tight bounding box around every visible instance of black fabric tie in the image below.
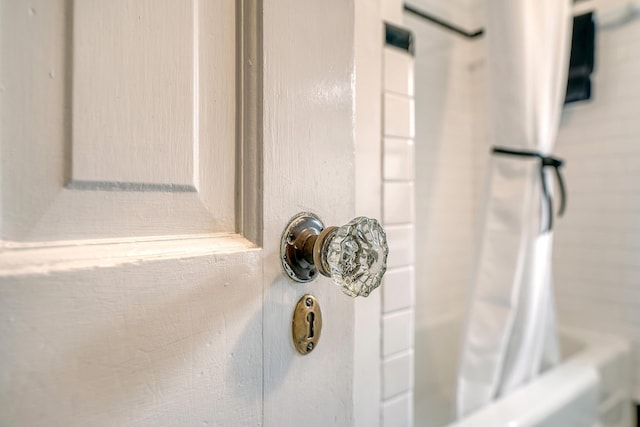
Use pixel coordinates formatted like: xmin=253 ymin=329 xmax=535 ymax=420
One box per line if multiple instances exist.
xmin=492 ymin=147 xmax=567 ymax=233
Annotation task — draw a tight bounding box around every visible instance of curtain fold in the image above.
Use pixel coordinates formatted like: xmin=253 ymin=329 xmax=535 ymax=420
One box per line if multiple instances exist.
xmin=456 ymin=0 xmax=572 ymax=417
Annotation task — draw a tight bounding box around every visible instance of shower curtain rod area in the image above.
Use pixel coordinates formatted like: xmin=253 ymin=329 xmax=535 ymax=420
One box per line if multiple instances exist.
xmin=403 ymin=3 xmax=484 ymax=38
xmin=404 ymin=0 xmax=592 ymax=39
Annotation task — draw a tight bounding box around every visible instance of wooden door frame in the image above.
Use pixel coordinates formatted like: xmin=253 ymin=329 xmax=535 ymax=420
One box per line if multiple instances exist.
xmin=354 ymin=0 xmax=384 ymax=426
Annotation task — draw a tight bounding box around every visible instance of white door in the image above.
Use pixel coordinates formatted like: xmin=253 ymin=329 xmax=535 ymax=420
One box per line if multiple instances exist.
xmin=0 ymin=1 xmax=358 ymax=426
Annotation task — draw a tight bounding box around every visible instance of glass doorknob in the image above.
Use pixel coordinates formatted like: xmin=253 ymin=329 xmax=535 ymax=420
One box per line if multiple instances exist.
xmin=280 ymin=212 xmax=389 ymax=297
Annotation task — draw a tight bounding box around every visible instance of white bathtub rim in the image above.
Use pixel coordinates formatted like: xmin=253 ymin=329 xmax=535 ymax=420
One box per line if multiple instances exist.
xmin=444 ymin=327 xmax=631 ymax=427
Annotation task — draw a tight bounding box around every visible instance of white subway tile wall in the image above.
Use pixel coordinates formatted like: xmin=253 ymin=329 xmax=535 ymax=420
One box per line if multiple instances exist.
xmin=382 ymin=268 xmax=414 ymax=313
xmin=384 ymin=138 xmax=415 ymax=182
xmin=383 ymin=351 xmax=415 ymax=400
xmin=553 ymin=1 xmax=640 ymax=401
xmin=382 ymin=393 xmax=413 ymax=427
xmin=384 ymin=93 xmax=416 ymax=139
xmin=383 ymin=310 xmax=414 ymax=357
xmin=385 ymin=47 xmax=416 ymax=97
xmin=382 ymin=44 xmax=416 ymax=427
xmin=384 ymin=182 xmax=415 ymax=225
xmin=386 ymin=225 xmax=415 ymax=270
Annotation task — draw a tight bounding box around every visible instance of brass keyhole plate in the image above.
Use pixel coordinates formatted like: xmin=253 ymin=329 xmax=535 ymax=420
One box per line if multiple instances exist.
xmin=292 ymin=294 xmax=322 ymax=355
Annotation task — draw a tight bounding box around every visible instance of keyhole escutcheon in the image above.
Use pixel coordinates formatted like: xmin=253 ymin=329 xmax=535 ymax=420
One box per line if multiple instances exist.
xmin=292 ymin=294 xmax=322 ymax=355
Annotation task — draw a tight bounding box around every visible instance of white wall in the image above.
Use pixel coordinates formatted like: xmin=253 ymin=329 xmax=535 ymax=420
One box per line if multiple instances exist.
xmin=553 ymin=0 xmax=640 ymax=402
xmin=381 ymin=44 xmax=416 ymax=427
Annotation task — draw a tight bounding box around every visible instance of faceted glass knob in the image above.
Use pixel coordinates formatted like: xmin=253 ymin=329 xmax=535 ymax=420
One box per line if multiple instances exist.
xmin=280 ymin=213 xmax=389 ymax=298
xmin=321 ymin=217 xmax=389 ymax=297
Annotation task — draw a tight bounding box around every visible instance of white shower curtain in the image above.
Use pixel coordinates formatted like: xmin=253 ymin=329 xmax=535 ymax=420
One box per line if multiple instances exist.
xmin=456 ymin=0 xmax=572 ymax=417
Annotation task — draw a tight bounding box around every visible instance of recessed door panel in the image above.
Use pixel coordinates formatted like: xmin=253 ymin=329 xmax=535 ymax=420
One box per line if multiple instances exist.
xmin=72 ymin=0 xmax=196 ymax=188
xmin=1 ymin=0 xmax=238 ymax=242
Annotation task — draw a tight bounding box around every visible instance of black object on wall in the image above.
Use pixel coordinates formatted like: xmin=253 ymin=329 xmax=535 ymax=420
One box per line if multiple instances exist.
xmin=385 ymin=22 xmax=415 ymax=55
xmin=565 ymin=12 xmax=596 ymax=104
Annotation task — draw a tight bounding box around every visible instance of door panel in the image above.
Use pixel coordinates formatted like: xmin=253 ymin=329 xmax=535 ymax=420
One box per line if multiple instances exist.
xmin=2 ymin=0 xmax=237 ymax=242
xmin=1 ymin=250 xmax=263 ymax=426
xmin=73 ymin=0 xmax=197 ymax=186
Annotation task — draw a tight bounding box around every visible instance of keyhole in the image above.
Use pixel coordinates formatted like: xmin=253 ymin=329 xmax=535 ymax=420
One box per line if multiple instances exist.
xmin=307 ymin=312 xmax=315 ymax=339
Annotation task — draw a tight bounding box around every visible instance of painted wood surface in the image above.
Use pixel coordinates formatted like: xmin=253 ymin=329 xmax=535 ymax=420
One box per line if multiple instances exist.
xmin=73 ymin=0 xmax=196 ymax=186
xmin=261 ymin=1 xmax=355 ymax=425
xmin=1 ymin=0 xmax=357 ymax=426
xmin=1 ymin=250 xmax=263 ymax=426
xmin=1 ymin=0 xmax=237 ymax=242
xmin=354 ymin=0 xmax=383 ymax=426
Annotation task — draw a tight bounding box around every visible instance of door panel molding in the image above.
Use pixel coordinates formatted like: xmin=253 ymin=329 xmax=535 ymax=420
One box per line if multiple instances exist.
xmin=236 ymin=0 xmax=263 ymax=246
xmin=1 ymin=0 xmax=263 ymax=244
xmin=0 ymin=233 xmax=257 ymax=277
